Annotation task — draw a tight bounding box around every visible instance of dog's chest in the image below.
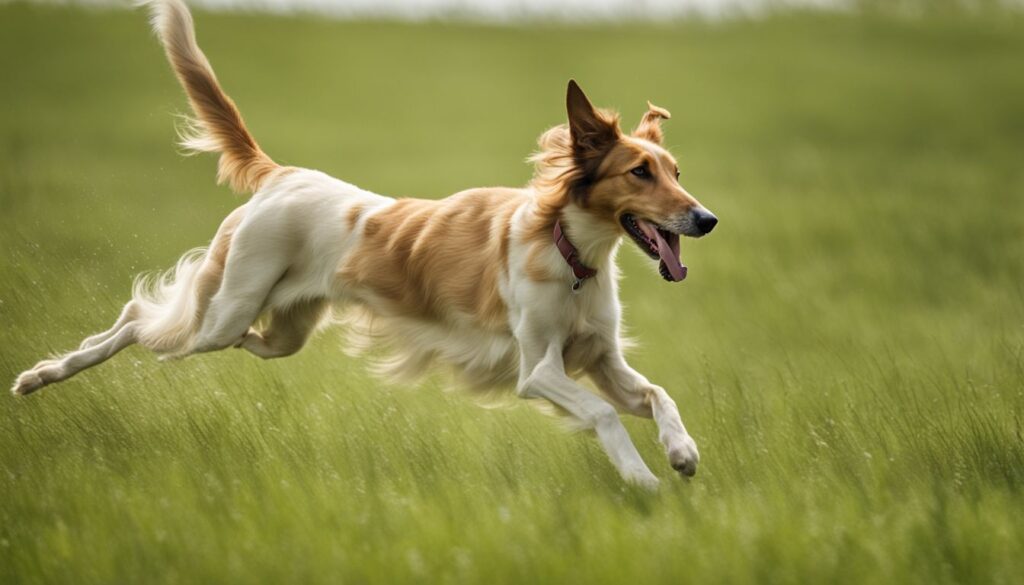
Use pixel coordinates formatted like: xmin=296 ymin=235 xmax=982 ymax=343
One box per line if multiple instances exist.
xmin=563 ymin=283 xmax=616 ymax=335
xmin=531 ymin=283 xmax=618 ymax=372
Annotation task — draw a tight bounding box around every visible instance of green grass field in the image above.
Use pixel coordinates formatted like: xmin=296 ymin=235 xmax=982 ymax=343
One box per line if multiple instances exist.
xmin=2 ymin=3 xmax=1023 ymax=583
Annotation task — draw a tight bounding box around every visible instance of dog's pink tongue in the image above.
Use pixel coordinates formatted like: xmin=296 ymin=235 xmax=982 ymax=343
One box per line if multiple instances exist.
xmin=637 ymin=220 xmax=687 ymax=282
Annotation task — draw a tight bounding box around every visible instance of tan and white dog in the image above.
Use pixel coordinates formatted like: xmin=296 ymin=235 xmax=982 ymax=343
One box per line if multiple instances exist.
xmin=12 ymin=0 xmax=718 ymax=488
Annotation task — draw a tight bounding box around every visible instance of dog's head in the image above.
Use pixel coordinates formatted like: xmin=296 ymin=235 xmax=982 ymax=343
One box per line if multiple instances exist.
xmin=541 ymin=80 xmax=717 ymax=282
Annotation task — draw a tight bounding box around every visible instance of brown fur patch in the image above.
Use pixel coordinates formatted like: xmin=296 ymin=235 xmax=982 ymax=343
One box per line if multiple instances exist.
xmin=339 ymin=189 xmax=525 ymax=331
xmin=346 ymin=204 xmax=366 ymax=230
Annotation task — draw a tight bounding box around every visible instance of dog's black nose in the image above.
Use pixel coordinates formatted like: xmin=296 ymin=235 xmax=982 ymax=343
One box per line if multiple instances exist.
xmin=693 ymin=208 xmax=718 ymax=235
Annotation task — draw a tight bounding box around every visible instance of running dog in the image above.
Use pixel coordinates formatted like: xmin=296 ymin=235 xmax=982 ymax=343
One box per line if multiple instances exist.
xmin=13 ymin=0 xmax=718 ymax=488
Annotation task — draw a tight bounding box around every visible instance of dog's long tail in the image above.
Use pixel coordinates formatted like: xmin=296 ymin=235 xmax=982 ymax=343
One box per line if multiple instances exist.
xmin=144 ymin=0 xmax=278 ymax=193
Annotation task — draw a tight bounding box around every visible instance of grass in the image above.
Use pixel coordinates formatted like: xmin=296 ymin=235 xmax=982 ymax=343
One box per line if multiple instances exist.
xmin=1 ymin=3 xmax=1023 ymax=583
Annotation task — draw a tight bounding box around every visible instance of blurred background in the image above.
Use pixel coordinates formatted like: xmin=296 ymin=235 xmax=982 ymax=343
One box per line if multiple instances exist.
xmin=1 ymin=1 xmax=1022 ymax=583
xmin=44 ymin=0 xmax=1024 ymax=20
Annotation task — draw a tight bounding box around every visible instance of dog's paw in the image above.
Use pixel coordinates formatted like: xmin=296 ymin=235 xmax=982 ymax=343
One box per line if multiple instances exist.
xmin=668 ymin=435 xmax=700 ymax=478
xmin=11 ymin=370 xmax=45 ymax=396
xmin=623 ymin=468 xmax=661 ymax=491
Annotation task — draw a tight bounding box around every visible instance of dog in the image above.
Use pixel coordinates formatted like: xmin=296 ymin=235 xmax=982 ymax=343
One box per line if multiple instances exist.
xmin=12 ymin=0 xmax=718 ymax=488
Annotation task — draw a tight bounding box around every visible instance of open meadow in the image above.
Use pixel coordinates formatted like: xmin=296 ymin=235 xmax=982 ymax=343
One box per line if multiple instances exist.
xmin=1 ymin=3 xmax=1023 ymax=583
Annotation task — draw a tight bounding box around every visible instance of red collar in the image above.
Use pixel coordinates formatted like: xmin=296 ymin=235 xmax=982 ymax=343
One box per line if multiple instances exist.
xmin=553 ymin=220 xmax=597 ymax=291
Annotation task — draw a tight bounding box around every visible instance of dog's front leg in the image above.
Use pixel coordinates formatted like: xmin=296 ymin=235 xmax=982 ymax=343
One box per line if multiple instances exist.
xmin=516 ymin=335 xmax=659 ymax=489
xmin=588 ymin=353 xmax=700 ymax=477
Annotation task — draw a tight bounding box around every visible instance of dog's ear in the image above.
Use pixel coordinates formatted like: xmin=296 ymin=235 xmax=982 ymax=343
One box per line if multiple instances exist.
xmin=566 ymin=80 xmax=620 ymax=159
xmin=632 ymin=101 xmax=671 ymax=144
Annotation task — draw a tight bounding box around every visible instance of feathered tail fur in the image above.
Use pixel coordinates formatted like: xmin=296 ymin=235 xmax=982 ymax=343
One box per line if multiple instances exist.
xmin=143 ymin=0 xmax=278 ymax=193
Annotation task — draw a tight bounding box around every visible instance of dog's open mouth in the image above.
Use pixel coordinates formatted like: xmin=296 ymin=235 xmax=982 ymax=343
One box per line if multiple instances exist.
xmin=620 ymin=213 xmax=687 ymax=282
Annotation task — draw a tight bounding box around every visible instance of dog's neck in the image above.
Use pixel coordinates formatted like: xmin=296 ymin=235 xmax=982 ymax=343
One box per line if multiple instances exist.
xmin=558 ymin=203 xmax=622 ymax=271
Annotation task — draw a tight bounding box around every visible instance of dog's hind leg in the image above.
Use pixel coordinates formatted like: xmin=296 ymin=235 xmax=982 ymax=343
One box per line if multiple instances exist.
xmin=239 ymin=298 xmax=328 ymax=360
xmin=189 ymin=284 xmax=278 ymax=355
xmin=11 ymin=241 xmax=223 ymax=394
xmin=188 ymin=224 xmax=293 ymax=355
xmin=13 ymin=319 xmax=140 ymax=395
xmin=79 ymin=300 xmax=140 ymax=350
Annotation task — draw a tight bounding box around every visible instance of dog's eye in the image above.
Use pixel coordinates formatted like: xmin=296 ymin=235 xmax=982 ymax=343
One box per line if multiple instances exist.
xmin=630 ymin=166 xmax=648 ymax=178
xmin=675 ymin=170 xmax=681 ymax=180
